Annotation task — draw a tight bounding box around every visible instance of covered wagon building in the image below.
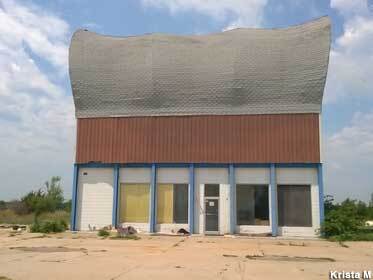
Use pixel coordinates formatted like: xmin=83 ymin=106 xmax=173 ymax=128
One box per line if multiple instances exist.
xmin=69 ymin=17 xmax=331 ymax=237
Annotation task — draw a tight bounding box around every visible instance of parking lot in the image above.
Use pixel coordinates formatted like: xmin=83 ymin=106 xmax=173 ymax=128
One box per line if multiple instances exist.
xmin=0 ymin=229 xmax=372 ymax=280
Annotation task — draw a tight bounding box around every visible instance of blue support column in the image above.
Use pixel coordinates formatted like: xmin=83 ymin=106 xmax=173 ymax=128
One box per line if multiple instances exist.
xmin=149 ymin=164 xmax=157 ymax=233
xmin=270 ymin=163 xmax=278 ymax=236
xmin=188 ymin=164 xmax=195 ymax=234
xmin=317 ymin=163 xmax=325 ymax=225
xmin=229 ymin=164 xmax=236 ymax=234
xmin=112 ymin=164 xmax=120 ymax=228
xmin=70 ymin=164 xmax=79 ymax=231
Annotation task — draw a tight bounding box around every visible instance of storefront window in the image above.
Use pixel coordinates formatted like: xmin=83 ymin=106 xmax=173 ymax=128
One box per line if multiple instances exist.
xmin=119 ymin=183 xmax=150 ymax=223
xmin=278 ymin=185 xmax=312 ymax=227
xmin=157 ymin=184 xmax=188 ymax=224
xmin=236 ymin=185 xmax=269 ymax=226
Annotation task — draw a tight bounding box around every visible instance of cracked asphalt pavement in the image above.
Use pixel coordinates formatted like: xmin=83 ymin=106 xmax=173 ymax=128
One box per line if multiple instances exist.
xmin=0 ymin=230 xmax=372 ymax=280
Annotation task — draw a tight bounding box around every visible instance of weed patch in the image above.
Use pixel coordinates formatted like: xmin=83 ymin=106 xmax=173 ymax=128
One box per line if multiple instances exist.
xmin=97 ymin=229 xmax=110 ymax=237
xmin=30 ymin=220 xmax=67 ymax=233
xmin=328 ymin=232 xmax=373 ymax=242
xmin=0 ymin=210 xmax=69 ymax=225
xmin=110 ymin=235 xmax=140 ymax=240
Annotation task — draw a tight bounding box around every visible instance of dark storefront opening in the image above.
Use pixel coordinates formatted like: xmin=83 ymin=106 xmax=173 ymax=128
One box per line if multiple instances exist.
xmin=278 ymin=185 xmax=312 ymax=227
xmin=236 ymin=185 xmax=269 ymax=226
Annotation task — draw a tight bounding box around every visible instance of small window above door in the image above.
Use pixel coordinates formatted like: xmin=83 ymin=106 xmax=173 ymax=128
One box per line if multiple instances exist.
xmin=205 ymin=184 xmax=219 ymax=197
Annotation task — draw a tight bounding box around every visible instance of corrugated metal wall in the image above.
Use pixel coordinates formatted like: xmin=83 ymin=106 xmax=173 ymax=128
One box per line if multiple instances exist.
xmin=76 ymin=114 xmax=320 ymax=163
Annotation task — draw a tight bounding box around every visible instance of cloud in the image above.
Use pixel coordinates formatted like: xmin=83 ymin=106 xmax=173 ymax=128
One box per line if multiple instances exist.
xmin=325 ymin=111 xmax=373 ymax=202
xmin=325 ymin=0 xmax=373 ymax=103
xmin=330 ymin=0 xmax=369 ymax=16
xmin=323 ymin=1 xmax=373 ymax=202
xmin=0 ymin=0 xmax=75 ymax=200
xmin=0 ymin=0 xmax=69 ymax=71
xmin=141 ymin=0 xmax=268 ymax=30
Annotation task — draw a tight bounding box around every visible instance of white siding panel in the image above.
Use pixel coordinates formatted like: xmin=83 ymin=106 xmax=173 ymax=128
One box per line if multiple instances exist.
xmin=235 ymin=168 xmax=270 ymax=184
xmin=157 ymin=168 xmax=189 ymax=183
xmin=311 ymin=184 xmax=320 ymax=229
xmin=77 ymin=168 xmax=113 ymax=231
xmin=276 ymin=168 xmax=317 ymax=185
xmin=119 ymin=168 xmax=151 ymax=183
xmin=219 ymin=184 xmax=230 ymax=234
xmin=196 ymin=183 xmax=204 ymax=234
xmin=196 ymin=168 xmax=228 ymax=184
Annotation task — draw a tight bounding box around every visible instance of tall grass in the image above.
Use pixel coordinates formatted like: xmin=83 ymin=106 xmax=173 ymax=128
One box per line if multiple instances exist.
xmin=0 ymin=209 xmax=70 ymax=225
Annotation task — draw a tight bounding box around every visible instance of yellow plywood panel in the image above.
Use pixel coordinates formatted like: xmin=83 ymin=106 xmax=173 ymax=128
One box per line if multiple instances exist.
xmin=120 ymin=183 xmax=149 ymax=223
xmin=157 ymin=184 xmax=173 ymax=224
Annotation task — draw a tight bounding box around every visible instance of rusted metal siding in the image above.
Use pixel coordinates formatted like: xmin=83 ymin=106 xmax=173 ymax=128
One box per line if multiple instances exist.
xmin=76 ymin=114 xmax=320 ymax=164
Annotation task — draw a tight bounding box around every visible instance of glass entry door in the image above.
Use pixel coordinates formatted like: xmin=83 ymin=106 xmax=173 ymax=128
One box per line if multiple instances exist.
xmin=205 ymin=198 xmax=219 ymax=233
xmin=204 ymin=184 xmax=220 ymax=234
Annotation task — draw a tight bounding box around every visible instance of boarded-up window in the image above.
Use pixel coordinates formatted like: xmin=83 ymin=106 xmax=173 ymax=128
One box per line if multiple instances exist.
xmin=119 ymin=183 xmax=150 ymax=223
xmin=157 ymin=184 xmax=174 ymax=223
xmin=236 ymin=185 xmax=269 ymax=226
xmin=278 ymin=185 xmax=312 ymax=227
xmin=157 ymin=184 xmax=188 ymax=224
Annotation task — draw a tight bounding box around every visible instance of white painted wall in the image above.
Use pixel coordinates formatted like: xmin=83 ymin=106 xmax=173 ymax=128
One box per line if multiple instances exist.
xmin=276 ymin=167 xmax=320 ymax=237
xmin=198 ymin=183 xmax=205 ymax=234
xmin=194 ymin=168 xmax=229 ymax=234
xmin=157 ymin=168 xmax=189 ymax=183
xmin=235 ymin=167 xmax=271 ymax=235
xmin=276 ymin=168 xmax=317 ymax=185
xmin=76 ymin=168 xmax=114 ymax=231
xmin=235 ymin=168 xmax=270 ymax=184
xmin=219 ymin=184 xmax=230 ymax=234
xmin=119 ymin=168 xmax=151 ymax=183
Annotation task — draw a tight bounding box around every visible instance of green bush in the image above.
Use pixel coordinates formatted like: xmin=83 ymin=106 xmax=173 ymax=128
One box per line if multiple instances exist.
xmin=321 ymin=199 xmax=364 ymax=238
xmin=321 ymin=197 xmax=373 ymax=240
xmin=21 ymin=176 xmax=65 ymax=223
xmin=30 ymin=220 xmax=67 ymax=233
xmin=98 ymin=228 xmax=110 ymax=237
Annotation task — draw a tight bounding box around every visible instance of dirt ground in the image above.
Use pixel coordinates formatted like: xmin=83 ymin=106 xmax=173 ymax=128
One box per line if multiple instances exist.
xmin=0 ymin=229 xmax=372 ymax=280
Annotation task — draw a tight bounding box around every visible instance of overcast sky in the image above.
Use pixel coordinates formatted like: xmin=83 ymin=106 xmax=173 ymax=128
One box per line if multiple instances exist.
xmin=0 ymin=0 xmax=372 ymax=202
